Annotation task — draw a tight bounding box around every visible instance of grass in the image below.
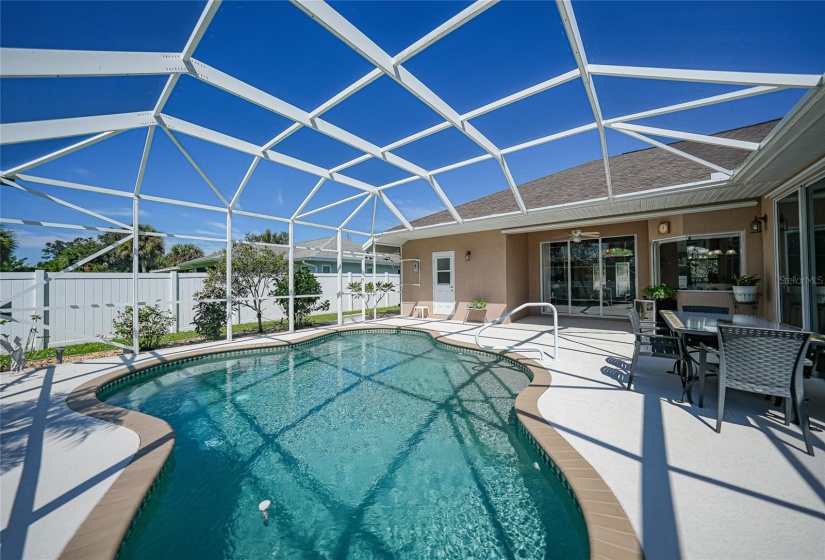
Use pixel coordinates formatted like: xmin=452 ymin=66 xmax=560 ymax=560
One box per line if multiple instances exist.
xmin=1 ymin=305 xmax=400 ymax=370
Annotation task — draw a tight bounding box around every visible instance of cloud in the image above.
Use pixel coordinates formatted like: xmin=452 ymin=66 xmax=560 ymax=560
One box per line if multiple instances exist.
xmin=13 ymin=229 xmax=80 ymax=249
xmin=91 ymin=208 xmax=151 ymax=219
xmin=71 ymin=167 xmax=92 ymax=177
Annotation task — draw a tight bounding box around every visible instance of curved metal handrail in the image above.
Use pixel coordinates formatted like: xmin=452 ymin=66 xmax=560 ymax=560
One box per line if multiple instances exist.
xmin=474 ymin=302 xmax=558 ymax=363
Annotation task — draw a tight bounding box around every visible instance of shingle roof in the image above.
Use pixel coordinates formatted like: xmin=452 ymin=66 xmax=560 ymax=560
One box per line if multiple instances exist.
xmin=162 ymin=236 xmax=399 ymax=271
xmin=390 ymin=120 xmax=778 ymax=230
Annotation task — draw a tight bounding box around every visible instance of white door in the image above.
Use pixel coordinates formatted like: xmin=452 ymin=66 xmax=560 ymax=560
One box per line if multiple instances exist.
xmin=432 ymin=251 xmax=455 ymax=316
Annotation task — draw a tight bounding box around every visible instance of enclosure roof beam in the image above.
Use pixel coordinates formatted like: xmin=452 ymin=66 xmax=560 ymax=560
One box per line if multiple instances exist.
xmin=340 ymin=194 xmax=374 ymax=229
xmin=1 ymin=178 xmax=132 ymax=229
xmin=187 ymin=58 xmax=430 ymax=179
xmin=262 ymin=0 xmax=490 ymax=150
xmin=230 ymin=157 xmax=261 ymax=209
xmin=378 ymin=192 xmax=413 ymax=231
xmin=291 ymin=0 xmax=527 ymax=215
xmin=587 ymin=64 xmax=823 ymax=88
xmin=612 ymin=128 xmax=732 ymax=175
xmin=182 ymin=0 xmax=222 ymax=61
xmin=557 ymin=0 xmax=613 ymax=200
xmin=158 ymin=124 xmax=230 ymax=207
xmin=299 ymin=191 xmax=370 ymax=220
xmin=608 ymin=122 xmax=761 ymax=151
xmin=156 ymin=114 xmax=378 ymax=194
xmin=0 ymin=131 xmax=122 ymax=177
xmin=0 ymin=48 xmax=187 ymax=77
xmin=0 ymin=112 xmax=154 ymax=145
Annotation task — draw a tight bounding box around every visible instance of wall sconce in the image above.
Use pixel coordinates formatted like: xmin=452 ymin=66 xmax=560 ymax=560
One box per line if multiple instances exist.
xmin=464 ymin=251 xmax=471 ymax=261
xmin=750 ymin=215 xmax=767 ymax=233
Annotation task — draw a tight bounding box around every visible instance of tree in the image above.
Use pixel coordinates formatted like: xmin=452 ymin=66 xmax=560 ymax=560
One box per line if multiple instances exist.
xmin=0 ymin=227 xmax=31 ymax=272
xmin=347 ymin=281 xmax=395 ymax=310
xmin=244 ymin=229 xmax=289 ymax=245
xmin=274 ymin=269 xmax=330 ymax=326
xmin=161 ymin=243 xmax=205 ymax=268
xmin=38 ymin=236 xmax=104 ymax=272
xmin=204 ymin=243 xmax=286 ymax=333
xmin=99 ymin=224 xmax=165 ymax=272
xmin=37 ymin=224 xmax=166 ymax=272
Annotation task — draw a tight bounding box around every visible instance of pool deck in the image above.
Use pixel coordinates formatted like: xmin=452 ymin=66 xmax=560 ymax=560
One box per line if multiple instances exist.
xmin=2 ymin=315 xmax=824 ymax=559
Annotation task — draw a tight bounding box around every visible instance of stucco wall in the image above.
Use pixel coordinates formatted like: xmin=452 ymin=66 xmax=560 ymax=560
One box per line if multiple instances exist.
xmin=400 ymin=230 xmax=508 ymax=321
xmin=505 ymin=234 xmax=530 ymax=321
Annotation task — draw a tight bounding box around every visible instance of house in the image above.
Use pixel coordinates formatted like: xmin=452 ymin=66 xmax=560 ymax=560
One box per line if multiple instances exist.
xmin=154 ymin=236 xmax=400 ymax=275
xmin=378 ymin=114 xmax=825 ymax=334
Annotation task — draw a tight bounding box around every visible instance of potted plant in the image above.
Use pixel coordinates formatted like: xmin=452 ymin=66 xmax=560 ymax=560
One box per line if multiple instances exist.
xmin=642 ymin=284 xmax=677 ymax=301
xmin=469 ymin=298 xmax=487 ymax=310
xmin=731 ymin=274 xmax=759 ymax=302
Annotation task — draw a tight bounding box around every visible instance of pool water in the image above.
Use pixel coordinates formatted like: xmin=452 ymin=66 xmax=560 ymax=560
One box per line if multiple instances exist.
xmin=107 ymin=332 xmax=588 ymax=559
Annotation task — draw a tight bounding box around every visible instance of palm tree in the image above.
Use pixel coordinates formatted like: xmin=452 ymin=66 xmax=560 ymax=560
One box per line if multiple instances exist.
xmin=162 ymin=243 xmax=205 ymax=268
xmin=103 ymin=224 xmax=166 ymax=272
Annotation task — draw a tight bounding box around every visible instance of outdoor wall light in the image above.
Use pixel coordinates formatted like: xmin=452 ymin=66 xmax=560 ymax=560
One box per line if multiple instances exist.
xmin=750 ymin=215 xmax=768 ymax=233
xmin=465 ymin=251 xmax=471 ymax=261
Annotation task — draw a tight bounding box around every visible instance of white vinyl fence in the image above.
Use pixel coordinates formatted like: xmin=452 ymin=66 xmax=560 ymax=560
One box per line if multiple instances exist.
xmin=0 ymin=271 xmax=400 ymax=347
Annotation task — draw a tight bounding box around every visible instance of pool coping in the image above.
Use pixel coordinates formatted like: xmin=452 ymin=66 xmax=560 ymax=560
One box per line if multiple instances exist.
xmin=60 ymin=324 xmax=644 ymax=560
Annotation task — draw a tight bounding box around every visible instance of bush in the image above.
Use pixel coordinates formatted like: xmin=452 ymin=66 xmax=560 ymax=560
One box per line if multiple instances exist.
xmin=192 ymin=285 xmax=227 ymax=340
xmin=112 ymin=304 xmax=174 ymax=350
xmin=273 ymin=269 xmax=330 ymax=326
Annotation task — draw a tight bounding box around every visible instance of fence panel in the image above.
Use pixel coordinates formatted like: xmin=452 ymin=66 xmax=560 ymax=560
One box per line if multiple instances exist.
xmin=0 ymin=271 xmax=401 ymax=347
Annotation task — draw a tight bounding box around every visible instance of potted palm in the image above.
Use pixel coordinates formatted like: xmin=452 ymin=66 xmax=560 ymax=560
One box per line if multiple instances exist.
xmin=731 ymin=274 xmax=759 ymax=303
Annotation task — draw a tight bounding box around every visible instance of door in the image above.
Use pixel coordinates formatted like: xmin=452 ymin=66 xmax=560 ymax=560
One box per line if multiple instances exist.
xmin=432 ymin=251 xmax=455 ymax=316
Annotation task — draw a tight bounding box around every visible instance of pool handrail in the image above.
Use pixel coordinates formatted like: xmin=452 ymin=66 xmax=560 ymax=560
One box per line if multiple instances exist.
xmin=474 ymin=302 xmax=558 ymax=363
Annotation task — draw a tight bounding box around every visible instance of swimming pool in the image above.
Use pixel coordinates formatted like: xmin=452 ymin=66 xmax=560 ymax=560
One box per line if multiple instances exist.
xmin=105 ymin=331 xmax=588 ymax=559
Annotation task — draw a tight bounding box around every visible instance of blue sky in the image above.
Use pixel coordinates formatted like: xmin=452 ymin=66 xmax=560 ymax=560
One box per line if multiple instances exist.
xmin=2 ymin=0 xmax=824 ymax=264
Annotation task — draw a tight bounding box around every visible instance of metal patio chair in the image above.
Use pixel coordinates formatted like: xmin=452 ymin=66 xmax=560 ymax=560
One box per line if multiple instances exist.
xmin=627 ymin=309 xmax=688 ymax=392
xmin=707 ymin=325 xmax=814 ymax=456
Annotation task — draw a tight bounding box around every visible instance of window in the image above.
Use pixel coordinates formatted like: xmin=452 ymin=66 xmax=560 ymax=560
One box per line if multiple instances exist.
xmin=436 ymin=257 xmax=451 ymax=285
xmin=322 ymin=265 xmax=331 ymax=273
xmin=300 ymin=266 xmax=310 ymax=271
xmin=366 ymin=267 xmax=373 ymax=274
xmin=655 ymin=234 xmax=742 ymax=290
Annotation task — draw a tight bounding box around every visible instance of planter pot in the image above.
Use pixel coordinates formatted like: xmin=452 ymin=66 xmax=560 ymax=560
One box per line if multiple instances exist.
xmin=732 ymin=286 xmax=758 ymax=303
xmin=650 ymin=297 xmax=677 ymax=328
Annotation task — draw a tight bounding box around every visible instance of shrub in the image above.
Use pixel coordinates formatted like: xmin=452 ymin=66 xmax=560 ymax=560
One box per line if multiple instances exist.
xmin=192 ymin=284 xmax=227 ymax=340
xmin=273 ymin=269 xmax=330 ymax=326
xmin=112 ymin=304 xmax=174 ymax=350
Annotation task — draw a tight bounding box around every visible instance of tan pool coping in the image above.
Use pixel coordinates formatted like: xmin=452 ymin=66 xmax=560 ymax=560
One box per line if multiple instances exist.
xmin=60 ymin=324 xmax=643 ymax=559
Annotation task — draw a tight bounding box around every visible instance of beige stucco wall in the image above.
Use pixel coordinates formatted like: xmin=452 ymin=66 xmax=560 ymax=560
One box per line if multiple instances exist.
xmin=400 ymin=230 xmax=509 ymax=321
xmin=505 ymin=234 xmax=530 ymax=321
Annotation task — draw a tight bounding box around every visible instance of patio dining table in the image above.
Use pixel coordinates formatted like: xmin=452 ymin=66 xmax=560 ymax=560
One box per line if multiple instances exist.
xmin=659 ymin=310 xmax=805 ymax=403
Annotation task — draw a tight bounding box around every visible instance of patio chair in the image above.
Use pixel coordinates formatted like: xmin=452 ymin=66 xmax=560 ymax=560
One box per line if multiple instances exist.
xmin=627 ymin=309 xmax=688 ymax=391
xmin=707 ymin=325 xmax=814 ymax=456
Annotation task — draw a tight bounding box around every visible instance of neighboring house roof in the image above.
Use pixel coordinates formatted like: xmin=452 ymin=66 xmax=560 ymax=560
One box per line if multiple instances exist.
xmin=389 ymin=120 xmax=779 ymax=231
xmin=153 ymin=236 xmax=400 ymax=272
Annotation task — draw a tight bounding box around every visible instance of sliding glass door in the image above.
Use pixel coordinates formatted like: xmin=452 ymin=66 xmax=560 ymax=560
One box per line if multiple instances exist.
xmin=541 ymin=235 xmax=636 ymax=317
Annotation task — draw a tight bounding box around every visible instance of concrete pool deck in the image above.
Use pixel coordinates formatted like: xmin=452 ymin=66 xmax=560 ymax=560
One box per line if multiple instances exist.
xmin=2 ymin=316 xmax=823 ymax=558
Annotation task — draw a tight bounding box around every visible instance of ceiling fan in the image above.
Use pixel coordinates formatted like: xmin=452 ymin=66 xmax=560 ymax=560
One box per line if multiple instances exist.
xmin=553 ymin=229 xmax=600 ymax=243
